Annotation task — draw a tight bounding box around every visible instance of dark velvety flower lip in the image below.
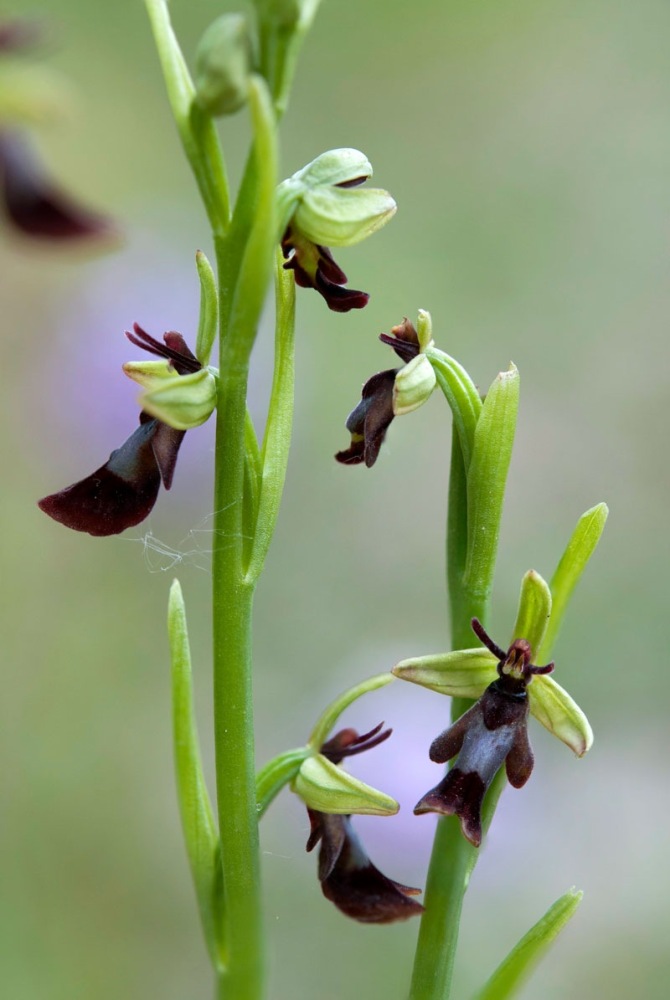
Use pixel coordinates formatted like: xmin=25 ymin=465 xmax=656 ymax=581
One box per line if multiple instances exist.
xmin=335 ymin=367 xmax=397 ymax=467
xmin=0 ymin=131 xmax=117 ymax=242
xmin=307 ymin=812 xmax=423 ymax=924
xmin=38 ymin=417 xmax=186 ymax=536
xmin=282 ymin=227 xmax=370 ymax=313
xmin=415 ymin=769 xmax=487 ymax=847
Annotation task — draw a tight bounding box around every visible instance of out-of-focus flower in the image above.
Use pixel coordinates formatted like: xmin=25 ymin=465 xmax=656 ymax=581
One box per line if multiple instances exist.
xmin=335 ymin=312 xmax=436 ymax=466
xmin=0 ymin=18 xmax=116 ymax=243
xmin=38 ymin=326 xmax=215 ymax=536
xmin=277 ymin=148 xmax=396 ymax=311
xmin=293 ymin=725 xmax=424 ymax=923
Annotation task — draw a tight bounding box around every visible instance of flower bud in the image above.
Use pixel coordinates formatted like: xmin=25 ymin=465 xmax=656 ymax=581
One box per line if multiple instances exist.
xmin=294 ymin=185 xmax=396 ymax=248
xmin=292 ymin=754 xmax=399 ymax=816
xmin=393 ymin=354 xmax=436 ymax=416
xmin=194 ymin=14 xmax=251 ymax=117
xmin=140 ymin=368 xmax=217 ymax=431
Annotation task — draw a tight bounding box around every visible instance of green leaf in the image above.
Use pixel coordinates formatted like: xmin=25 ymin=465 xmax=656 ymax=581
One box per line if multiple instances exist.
xmin=256 ymin=747 xmax=310 ymax=818
xmin=474 ymin=888 xmax=583 ymax=1000
xmin=511 ymin=569 xmax=552 ymax=655
xmin=194 ymin=250 xmax=218 ymax=366
xmin=537 ymin=502 xmax=609 ymax=662
xmin=307 ymin=673 xmax=395 ymax=751
xmin=167 ymin=580 xmax=223 ymax=967
xmin=464 ymin=364 xmax=520 ymax=601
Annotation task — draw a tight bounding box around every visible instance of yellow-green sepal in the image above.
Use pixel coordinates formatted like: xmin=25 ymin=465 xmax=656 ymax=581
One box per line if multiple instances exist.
xmin=292 ymin=754 xmax=399 ymax=816
xmin=393 ymin=649 xmax=497 ymax=698
xmin=529 ymin=675 xmax=593 ymax=757
xmin=141 ymin=368 xmax=217 ymax=430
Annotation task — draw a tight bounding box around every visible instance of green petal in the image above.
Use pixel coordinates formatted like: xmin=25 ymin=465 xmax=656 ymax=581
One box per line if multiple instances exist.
xmin=529 ymin=675 xmax=593 ymax=756
xmin=392 ymin=649 xmax=497 ymax=698
xmin=292 ymin=754 xmax=399 ymax=816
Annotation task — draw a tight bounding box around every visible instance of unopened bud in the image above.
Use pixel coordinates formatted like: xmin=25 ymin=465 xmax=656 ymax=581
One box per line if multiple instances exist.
xmin=194 ymin=14 xmax=251 ymax=117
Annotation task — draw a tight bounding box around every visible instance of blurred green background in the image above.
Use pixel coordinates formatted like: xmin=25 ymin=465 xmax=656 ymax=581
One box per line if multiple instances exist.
xmin=2 ymin=0 xmax=668 ymax=997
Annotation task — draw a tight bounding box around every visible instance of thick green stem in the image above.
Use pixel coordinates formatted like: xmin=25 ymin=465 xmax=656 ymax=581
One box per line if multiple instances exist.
xmin=209 ymin=78 xmax=277 ymax=1000
xmin=411 ymin=364 xmax=519 ymax=999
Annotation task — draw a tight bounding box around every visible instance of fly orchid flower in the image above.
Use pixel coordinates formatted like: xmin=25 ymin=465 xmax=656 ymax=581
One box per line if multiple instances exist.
xmin=395 ymin=612 xmax=592 ymax=848
xmin=38 ymin=325 xmax=217 ymax=536
xmin=293 ymin=724 xmax=424 ymax=923
xmin=336 ymin=312 xmax=436 ymax=466
xmin=277 ymin=148 xmax=396 ymax=312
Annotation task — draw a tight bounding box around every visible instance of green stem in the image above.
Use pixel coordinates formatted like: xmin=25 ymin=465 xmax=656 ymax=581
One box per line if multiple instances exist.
xmin=210 ymin=75 xmax=277 ymax=1000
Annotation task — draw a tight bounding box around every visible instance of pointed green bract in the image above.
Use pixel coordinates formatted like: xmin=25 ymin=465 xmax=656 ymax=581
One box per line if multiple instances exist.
xmin=474 ymin=889 xmax=583 ymax=1000
xmin=195 ymin=250 xmax=218 ymax=366
xmin=464 ymin=364 xmax=520 ymax=599
xmin=537 ymin=502 xmax=609 ymax=662
xmin=292 ymin=754 xmax=399 ymax=816
xmin=393 ymin=649 xmax=497 ymax=698
xmin=529 ymin=675 xmax=593 ymax=756
xmin=167 ymin=580 xmax=222 ymax=968
xmin=511 ymin=570 xmax=552 ymax=654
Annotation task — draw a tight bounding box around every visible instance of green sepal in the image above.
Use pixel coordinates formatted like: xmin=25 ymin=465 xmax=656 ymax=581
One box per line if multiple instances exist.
xmin=294 ymin=184 xmax=396 ymax=247
xmin=194 ymin=13 xmax=251 ymax=117
xmin=464 ymin=363 xmax=520 ymax=598
xmin=307 ymin=672 xmax=395 ymax=751
xmin=392 ymin=649 xmax=497 ymax=698
xmin=123 ymin=359 xmax=175 ymax=391
xmin=529 ymin=675 xmax=593 ymax=756
xmin=167 ymin=580 xmax=223 ymax=968
xmin=393 ymin=354 xmax=437 ymax=416
xmin=194 ymin=250 xmax=218 ymax=366
xmin=256 ymin=747 xmax=310 ymax=819
xmin=141 ymin=368 xmax=217 ymax=430
xmin=537 ymin=502 xmax=609 ymax=662
xmin=474 ymin=888 xmax=583 ymax=1000
xmin=294 ymin=147 xmax=373 ymax=189
xmin=511 ymin=569 xmax=552 ymax=654
xmin=292 ymin=754 xmax=399 ymax=816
